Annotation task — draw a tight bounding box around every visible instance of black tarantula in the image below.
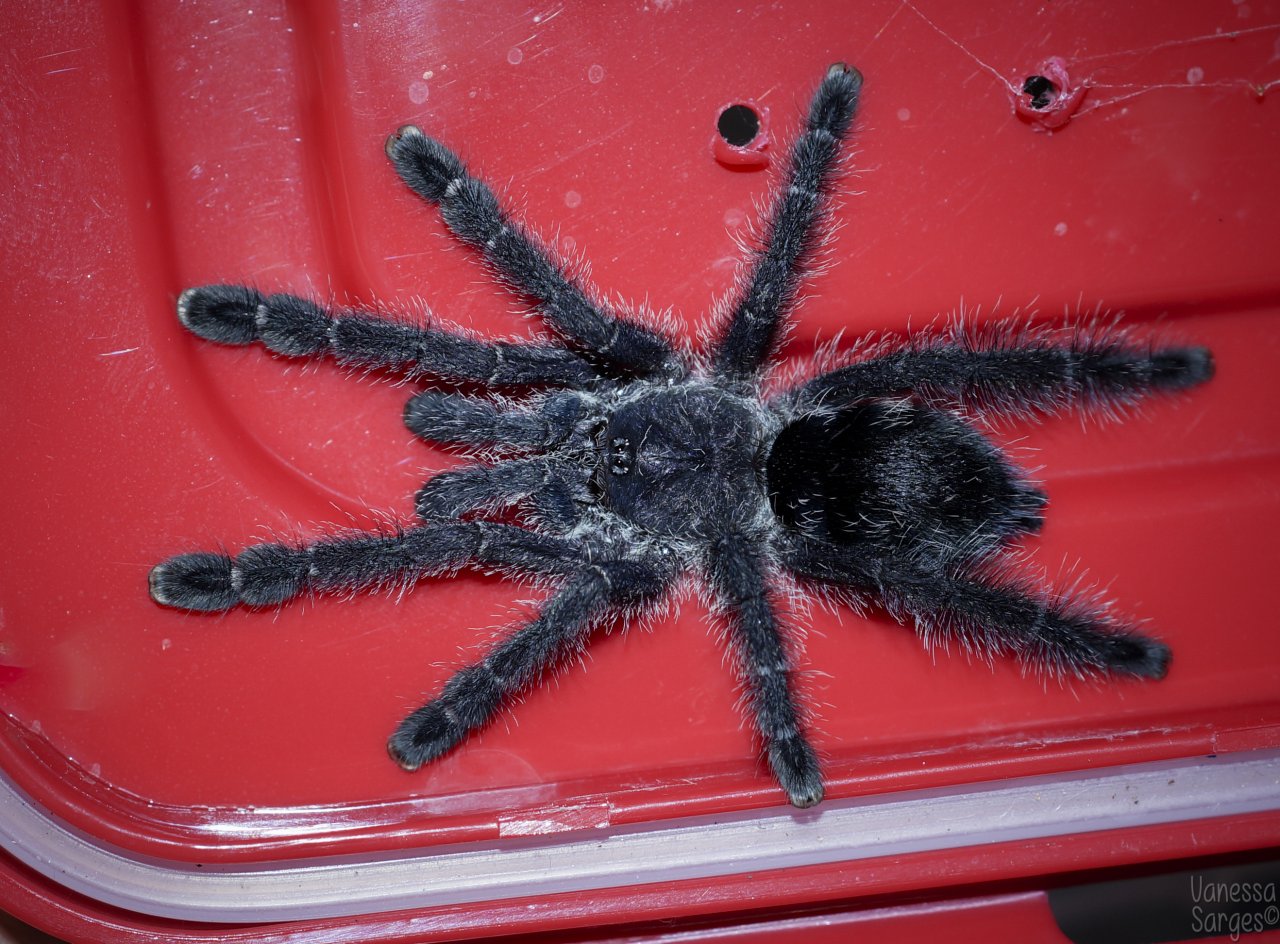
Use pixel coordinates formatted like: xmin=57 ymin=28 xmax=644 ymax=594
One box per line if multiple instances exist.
xmin=150 ymin=65 xmax=1213 ymax=808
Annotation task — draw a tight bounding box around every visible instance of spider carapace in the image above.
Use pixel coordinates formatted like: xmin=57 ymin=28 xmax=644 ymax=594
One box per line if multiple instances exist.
xmin=150 ymin=64 xmax=1212 ymax=808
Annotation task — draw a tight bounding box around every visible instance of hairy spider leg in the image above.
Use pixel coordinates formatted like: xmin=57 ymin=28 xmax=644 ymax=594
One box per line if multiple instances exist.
xmin=403 ymin=388 xmax=593 ymax=450
xmin=389 ymin=554 xmax=675 ymax=770
xmin=175 ymin=284 xmax=598 ymax=387
xmin=385 ymin=129 xmax=684 ymax=380
xmin=709 ymin=536 xmax=824 ymax=808
xmin=783 ymin=539 xmax=1170 ymax=680
xmin=148 ymin=522 xmax=584 ymax=612
xmin=713 ymin=63 xmax=864 ymax=381
xmin=793 ymin=329 xmax=1214 ymax=419
xmin=416 ymin=457 xmax=593 ymax=531
xmin=404 ymin=386 xmax=599 ymax=529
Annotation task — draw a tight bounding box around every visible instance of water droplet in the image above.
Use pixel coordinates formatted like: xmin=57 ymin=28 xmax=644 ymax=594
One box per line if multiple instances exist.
xmin=408 ymin=80 xmax=429 ymax=105
xmin=896 ymin=107 xmax=911 ymax=122
xmin=1187 ymin=66 xmax=1204 ymax=85
xmin=561 ymin=235 xmax=577 ymax=252
xmin=564 ymin=190 xmax=582 ymax=209
xmin=1053 ymin=221 xmax=1068 ymax=237
xmin=588 ymin=64 xmax=605 ymax=84
xmin=507 ymin=47 xmax=524 ymax=66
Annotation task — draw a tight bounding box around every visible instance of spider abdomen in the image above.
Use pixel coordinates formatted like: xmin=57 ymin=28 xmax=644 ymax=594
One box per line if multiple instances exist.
xmin=598 ymin=384 xmax=769 ymax=538
xmin=766 ymin=401 xmax=1045 ymax=552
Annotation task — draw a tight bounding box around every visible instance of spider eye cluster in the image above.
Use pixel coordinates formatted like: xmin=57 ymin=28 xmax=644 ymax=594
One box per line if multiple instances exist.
xmin=607 ymin=436 xmax=635 ymax=476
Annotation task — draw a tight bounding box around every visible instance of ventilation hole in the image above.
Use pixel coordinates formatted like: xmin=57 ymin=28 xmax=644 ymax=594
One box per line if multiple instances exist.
xmin=1022 ymin=74 xmax=1057 ymax=110
xmin=717 ymin=104 xmax=760 ymax=147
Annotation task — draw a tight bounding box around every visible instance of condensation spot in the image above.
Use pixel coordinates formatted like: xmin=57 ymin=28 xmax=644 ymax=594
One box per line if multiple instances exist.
xmin=724 ymin=207 xmax=745 ymax=229
xmin=189 ymin=164 xmax=204 ymax=180
xmin=897 ymin=107 xmax=911 ymax=122
xmin=89 ymin=762 xmax=102 ymax=778
xmin=561 ymin=235 xmax=577 ymax=252
xmin=1054 ymin=221 xmax=1068 ymax=237
xmin=588 ymin=64 xmax=606 ymax=84
xmin=507 ymin=46 xmax=524 ymax=66
xmin=408 ymin=80 xmax=429 ymax=105
xmin=1187 ymin=66 xmax=1205 ymax=85
xmin=162 ymin=638 xmax=172 ymax=650
xmin=564 ymin=190 xmax=583 ymax=209
xmin=1238 ymin=3 xmax=1251 ymax=17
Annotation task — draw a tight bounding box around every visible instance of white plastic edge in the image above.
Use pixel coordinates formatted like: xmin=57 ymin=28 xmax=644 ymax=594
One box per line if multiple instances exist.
xmin=2 ymin=750 xmax=1278 ymax=923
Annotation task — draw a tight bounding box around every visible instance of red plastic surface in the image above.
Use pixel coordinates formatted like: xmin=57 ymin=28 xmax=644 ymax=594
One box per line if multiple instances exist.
xmin=3 ymin=0 xmax=1280 ymax=938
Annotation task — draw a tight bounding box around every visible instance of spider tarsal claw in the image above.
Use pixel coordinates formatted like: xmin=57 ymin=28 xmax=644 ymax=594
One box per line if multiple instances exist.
xmin=387 ymin=739 xmax=423 ymax=772
xmin=827 ymin=61 xmax=863 ymax=85
xmin=384 ymin=124 xmax=424 ymax=159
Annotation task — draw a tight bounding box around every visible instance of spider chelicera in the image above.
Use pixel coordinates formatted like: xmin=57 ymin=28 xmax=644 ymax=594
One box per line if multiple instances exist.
xmin=150 ymin=64 xmax=1212 ymax=808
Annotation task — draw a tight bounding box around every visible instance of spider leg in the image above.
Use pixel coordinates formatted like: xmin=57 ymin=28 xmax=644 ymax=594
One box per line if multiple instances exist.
xmin=388 ymin=554 xmax=674 ymax=770
xmin=712 ymin=64 xmax=863 ymax=382
xmin=709 ymin=535 xmax=824 ymax=808
xmin=404 ymin=388 xmax=596 ymax=452
xmin=148 ymin=522 xmax=583 ymax=612
xmin=782 ymin=539 xmax=1170 ymax=680
xmin=175 ymin=285 xmax=597 ymax=387
xmin=384 ymin=129 xmax=684 ymax=380
xmin=792 ymin=328 xmax=1214 ymax=419
xmin=415 ymin=457 xmax=591 ymax=531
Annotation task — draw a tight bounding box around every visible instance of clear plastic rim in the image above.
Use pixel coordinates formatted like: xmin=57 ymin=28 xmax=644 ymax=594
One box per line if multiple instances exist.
xmin=2 ymin=749 xmax=1278 ymax=923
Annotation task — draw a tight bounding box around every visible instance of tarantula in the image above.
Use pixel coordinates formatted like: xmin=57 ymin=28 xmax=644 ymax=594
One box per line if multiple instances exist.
xmin=149 ymin=65 xmax=1212 ymax=808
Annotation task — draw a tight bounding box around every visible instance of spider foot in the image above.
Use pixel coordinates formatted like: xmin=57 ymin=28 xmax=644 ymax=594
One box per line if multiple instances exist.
xmin=385 ymin=124 xmax=466 ymax=204
xmin=148 ymin=552 xmax=237 ymax=612
xmin=177 ymin=285 xmax=265 ymax=346
xmin=1150 ymin=346 xmax=1214 ymax=391
xmin=383 ymin=123 xmax=423 ymax=158
xmin=387 ymin=701 xmax=467 ymax=771
xmin=150 ymin=544 xmax=312 ymax=611
xmin=825 ymin=61 xmax=864 ymax=88
xmin=769 ymin=734 xmax=825 ymax=809
xmin=812 ymin=62 xmax=863 ymax=139
xmin=178 ymin=286 xmax=342 ymax=357
xmin=1100 ymin=634 xmax=1171 ymax=681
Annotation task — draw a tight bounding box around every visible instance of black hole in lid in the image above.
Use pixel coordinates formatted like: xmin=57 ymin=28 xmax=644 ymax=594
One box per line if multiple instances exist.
xmin=1022 ymin=74 xmax=1057 ymax=109
xmin=717 ymin=104 xmax=760 ymax=147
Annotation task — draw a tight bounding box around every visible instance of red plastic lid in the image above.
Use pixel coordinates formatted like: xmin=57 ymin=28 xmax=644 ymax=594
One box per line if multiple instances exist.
xmin=2 ymin=1 xmax=1278 ymax=939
